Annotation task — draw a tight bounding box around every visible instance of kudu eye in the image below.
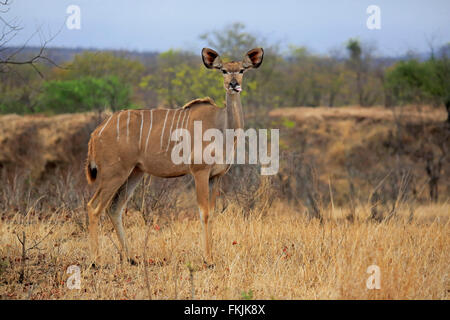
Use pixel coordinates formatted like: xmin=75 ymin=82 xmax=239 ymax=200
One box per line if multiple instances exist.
xmin=239 ymin=69 xmax=244 ymax=74
xmin=222 ymin=69 xmax=228 ymax=74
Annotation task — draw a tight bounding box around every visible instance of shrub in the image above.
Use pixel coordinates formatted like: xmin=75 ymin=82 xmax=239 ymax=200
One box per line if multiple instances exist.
xmin=36 ymin=76 xmax=134 ymax=114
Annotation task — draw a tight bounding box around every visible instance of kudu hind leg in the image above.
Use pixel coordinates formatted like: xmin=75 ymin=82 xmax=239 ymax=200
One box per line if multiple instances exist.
xmin=106 ymin=169 xmax=144 ymax=264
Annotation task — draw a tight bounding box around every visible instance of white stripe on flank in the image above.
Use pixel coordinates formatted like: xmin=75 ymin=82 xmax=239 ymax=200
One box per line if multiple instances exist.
xmin=139 ymin=110 xmax=144 ymax=150
xmin=165 ymin=109 xmax=178 ymax=152
xmin=126 ymin=110 xmax=131 ymax=142
xmin=184 ymin=109 xmax=191 ymax=130
xmin=174 ymin=108 xmax=183 ymax=140
xmin=179 ymin=110 xmax=187 ymax=136
xmin=160 ymin=109 xmax=170 ymax=150
xmin=116 ymin=112 xmax=122 ymax=141
xmin=145 ymin=109 xmax=153 ymax=153
xmin=98 ymin=114 xmax=113 ymax=136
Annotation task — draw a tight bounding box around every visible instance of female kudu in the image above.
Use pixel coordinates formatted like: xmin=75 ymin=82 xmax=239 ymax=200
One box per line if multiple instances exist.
xmin=85 ymin=47 xmax=264 ymax=265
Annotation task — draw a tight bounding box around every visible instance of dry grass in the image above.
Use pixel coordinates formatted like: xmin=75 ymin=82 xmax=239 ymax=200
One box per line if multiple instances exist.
xmin=0 ymin=112 xmax=101 ymax=177
xmin=0 ymin=106 xmax=448 ymax=300
xmin=1 ymin=202 xmax=448 ymax=300
xmin=269 ymin=105 xmax=447 ymax=123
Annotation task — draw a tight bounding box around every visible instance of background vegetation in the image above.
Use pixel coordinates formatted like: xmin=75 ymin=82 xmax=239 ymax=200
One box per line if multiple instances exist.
xmin=1 ymin=23 xmax=449 ymax=120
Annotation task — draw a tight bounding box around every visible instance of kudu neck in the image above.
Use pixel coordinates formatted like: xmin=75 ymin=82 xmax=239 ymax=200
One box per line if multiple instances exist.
xmin=225 ymin=91 xmax=244 ymax=130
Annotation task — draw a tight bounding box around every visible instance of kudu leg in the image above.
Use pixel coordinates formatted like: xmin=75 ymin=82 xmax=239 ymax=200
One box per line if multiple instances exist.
xmin=209 ymin=176 xmax=221 ymax=213
xmin=193 ymin=169 xmax=213 ymax=264
xmin=87 ymin=173 xmax=132 ymax=266
xmin=87 ymin=184 xmax=121 ymax=266
xmin=87 ymin=189 xmax=102 ymax=265
xmin=106 ymin=169 xmax=144 ymax=264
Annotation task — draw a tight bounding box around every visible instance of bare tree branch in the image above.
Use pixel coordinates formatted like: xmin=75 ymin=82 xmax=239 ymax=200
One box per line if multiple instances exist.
xmin=0 ymin=0 xmax=65 ymax=77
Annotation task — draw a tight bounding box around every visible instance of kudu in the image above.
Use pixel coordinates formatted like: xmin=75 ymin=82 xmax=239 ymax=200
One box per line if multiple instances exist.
xmin=85 ymin=47 xmax=264 ymax=265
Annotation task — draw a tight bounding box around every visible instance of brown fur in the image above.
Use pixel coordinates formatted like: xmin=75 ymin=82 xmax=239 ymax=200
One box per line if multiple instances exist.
xmin=181 ymin=97 xmax=218 ymax=109
xmin=85 ymin=48 xmax=264 ymax=265
xmin=85 ymin=138 xmax=96 ymax=184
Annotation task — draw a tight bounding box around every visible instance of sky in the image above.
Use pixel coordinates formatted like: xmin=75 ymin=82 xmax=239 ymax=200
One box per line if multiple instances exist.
xmin=3 ymin=0 xmax=450 ymax=56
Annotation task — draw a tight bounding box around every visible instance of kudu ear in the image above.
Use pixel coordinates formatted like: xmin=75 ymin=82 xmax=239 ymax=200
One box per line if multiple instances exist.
xmin=243 ymin=48 xmax=264 ymax=69
xmin=202 ymin=48 xmax=223 ymax=69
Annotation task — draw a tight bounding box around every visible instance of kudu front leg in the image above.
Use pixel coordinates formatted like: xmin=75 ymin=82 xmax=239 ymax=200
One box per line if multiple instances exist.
xmin=87 ymin=188 xmax=113 ymax=267
xmin=193 ymin=169 xmax=213 ymax=264
xmin=87 ymin=201 xmax=101 ymax=265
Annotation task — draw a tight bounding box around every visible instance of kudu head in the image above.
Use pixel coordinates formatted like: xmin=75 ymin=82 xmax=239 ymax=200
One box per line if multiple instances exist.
xmin=201 ymin=47 xmax=264 ymax=94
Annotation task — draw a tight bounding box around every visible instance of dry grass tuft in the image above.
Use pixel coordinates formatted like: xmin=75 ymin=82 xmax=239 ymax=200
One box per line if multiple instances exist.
xmin=269 ymin=105 xmax=447 ymax=124
xmin=0 ymin=202 xmax=448 ymax=300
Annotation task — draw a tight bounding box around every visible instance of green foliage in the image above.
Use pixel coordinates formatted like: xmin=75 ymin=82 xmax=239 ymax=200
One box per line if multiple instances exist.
xmin=422 ymin=57 xmax=450 ymax=105
xmin=0 ymin=100 xmax=29 ymax=114
xmin=386 ymin=54 xmax=450 ymax=106
xmin=282 ymin=46 xmax=348 ymax=107
xmin=385 ymin=60 xmax=428 ymax=103
xmin=0 ymin=86 xmax=37 ymax=114
xmin=172 ymin=64 xmax=224 ymax=106
xmin=59 ymin=51 xmax=145 ymax=85
xmin=345 ymin=38 xmax=379 ymax=106
xmin=0 ymin=64 xmax=46 ymax=114
xmin=1 ymin=23 xmax=448 ymax=115
xmin=141 ymin=50 xmax=224 ymax=108
xmin=200 ymin=22 xmax=258 ymax=60
xmin=240 ymin=289 xmax=254 ymax=300
xmin=282 ymin=118 xmax=295 ymax=129
xmin=201 ymin=23 xmax=284 ymax=108
xmin=36 ymin=76 xmax=133 ymax=114
xmin=346 ymin=38 xmax=362 ymax=63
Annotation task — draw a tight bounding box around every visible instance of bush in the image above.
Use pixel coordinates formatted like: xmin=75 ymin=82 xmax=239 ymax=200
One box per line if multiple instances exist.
xmin=36 ymin=76 xmax=134 ymax=114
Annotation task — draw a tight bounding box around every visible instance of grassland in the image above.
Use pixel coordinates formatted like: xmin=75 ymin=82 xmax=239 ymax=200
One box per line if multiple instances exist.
xmin=0 ymin=201 xmax=448 ymax=300
xmin=0 ymin=105 xmax=448 ymax=300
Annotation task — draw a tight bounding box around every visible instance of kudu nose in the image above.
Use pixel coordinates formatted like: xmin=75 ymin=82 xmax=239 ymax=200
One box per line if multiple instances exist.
xmin=230 ymin=79 xmax=238 ymax=88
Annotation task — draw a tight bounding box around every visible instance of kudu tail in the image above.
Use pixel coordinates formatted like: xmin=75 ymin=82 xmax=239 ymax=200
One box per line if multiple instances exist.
xmin=85 ymin=139 xmax=97 ymax=184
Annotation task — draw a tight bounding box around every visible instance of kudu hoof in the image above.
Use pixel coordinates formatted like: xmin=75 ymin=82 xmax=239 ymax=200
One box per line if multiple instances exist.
xmin=90 ymin=262 xmax=99 ymax=270
xmin=203 ymin=260 xmax=215 ymax=270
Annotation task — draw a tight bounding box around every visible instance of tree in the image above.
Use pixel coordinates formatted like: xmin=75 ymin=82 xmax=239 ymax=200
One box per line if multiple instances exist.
xmin=346 ymin=39 xmax=363 ymax=105
xmin=385 ymin=47 xmax=449 ymax=202
xmin=423 ymin=45 xmax=450 ymax=123
xmin=0 ymin=0 xmax=59 ymax=76
xmin=37 ymin=76 xmax=132 ymax=114
xmin=284 ymin=46 xmax=312 ymax=106
xmin=200 ymin=22 xmax=258 ymax=60
xmin=284 ymin=46 xmax=347 ymax=107
xmin=57 ymin=51 xmax=145 ymax=85
xmin=139 ymin=49 xmax=198 ymax=108
xmin=171 ymin=63 xmax=224 ymax=107
xmin=0 ymin=64 xmax=43 ymax=113
xmin=322 ymin=55 xmax=346 ymax=107
xmin=385 ymin=59 xmax=428 ymax=104
xmin=346 ymin=38 xmax=377 ymax=106
xmin=201 ymin=23 xmax=282 ymax=109
xmin=386 ymin=45 xmax=450 ymax=123
xmin=140 ymin=50 xmax=223 ymax=108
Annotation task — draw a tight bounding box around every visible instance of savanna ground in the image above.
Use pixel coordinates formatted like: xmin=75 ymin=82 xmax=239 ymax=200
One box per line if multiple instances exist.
xmin=0 ymin=202 xmax=449 ymax=300
xmin=0 ymin=105 xmax=449 ymax=299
